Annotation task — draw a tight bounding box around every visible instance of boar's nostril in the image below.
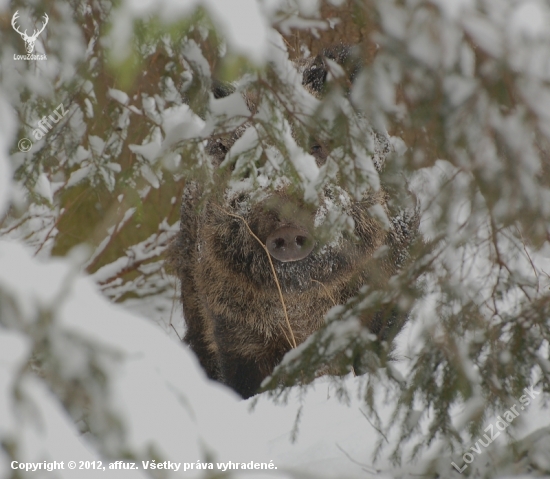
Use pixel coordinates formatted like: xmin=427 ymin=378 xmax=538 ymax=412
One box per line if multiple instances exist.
xmin=266 ymin=226 xmax=314 ymax=262
xmin=274 ymin=238 xmax=285 ymax=248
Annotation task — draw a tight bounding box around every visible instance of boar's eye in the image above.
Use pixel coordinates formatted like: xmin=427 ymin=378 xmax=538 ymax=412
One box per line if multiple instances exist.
xmin=310 ymin=143 xmax=327 ymax=166
xmin=206 ymin=139 xmax=229 ymax=167
xmin=215 ymin=142 xmax=229 ymax=155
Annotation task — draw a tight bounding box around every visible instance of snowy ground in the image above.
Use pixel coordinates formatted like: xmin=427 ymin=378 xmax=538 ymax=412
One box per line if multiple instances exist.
xmin=2 ymin=0 xmax=550 ymax=477
xmin=1 ymin=240 xmax=550 ymax=479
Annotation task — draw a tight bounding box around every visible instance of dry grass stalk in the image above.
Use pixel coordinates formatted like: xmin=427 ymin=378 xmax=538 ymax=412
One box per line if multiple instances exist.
xmin=215 ymin=205 xmax=297 ymax=349
xmin=311 ymin=278 xmax=336 ymax=306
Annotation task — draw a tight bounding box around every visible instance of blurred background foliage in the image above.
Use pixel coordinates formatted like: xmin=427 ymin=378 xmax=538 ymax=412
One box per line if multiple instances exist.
xmin=1 ymin=0 xmax=550 ymax=471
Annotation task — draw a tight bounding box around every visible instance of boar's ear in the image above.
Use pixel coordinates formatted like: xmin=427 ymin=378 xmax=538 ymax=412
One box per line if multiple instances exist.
xmin=212 ymin=79 xmax=257 ymax=112
xmin=302 ymin=44 xmax=362 ymax=96
xmin=207 ymin=80 xmax=251 ymax=167
xmin=208 ymin=80 xmax=235 ymax=164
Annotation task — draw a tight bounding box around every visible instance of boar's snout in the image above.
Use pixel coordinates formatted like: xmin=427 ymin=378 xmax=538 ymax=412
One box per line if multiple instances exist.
xmin=266 ymin=225 xmax=314 ymax=262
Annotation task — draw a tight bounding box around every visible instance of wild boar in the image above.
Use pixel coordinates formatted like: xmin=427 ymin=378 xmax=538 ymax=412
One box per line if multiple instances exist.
xmin=168 ymin=46 xmax=418 ymax=398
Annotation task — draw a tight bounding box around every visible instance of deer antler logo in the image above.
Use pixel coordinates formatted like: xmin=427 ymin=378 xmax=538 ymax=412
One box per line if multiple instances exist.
xmin=11 ymin=11 xmax=49 ymax=54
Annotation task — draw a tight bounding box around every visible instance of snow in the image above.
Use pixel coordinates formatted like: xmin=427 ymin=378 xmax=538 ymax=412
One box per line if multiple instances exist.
xmin=113 ymin=0 xmax=269 ymax=64
xmin=2 ymin=0 xmax=550 ymax=477
xmin=202 ymin=0 xmax=269 ymax=64
xmin=0 ymin=152 xmax=10 ymax=218
xmin=1 ymin=241 xmax=415 ymax=477
xmin=462 ymin=14 xmax=503 ymax=58
xmin=209 ymin=90 xmax=250 ymax=123
xmin=88 ymin=135 xmax=106 ymax=156
xmin=35 ymin=173 xmax=53 ymax=203
xmin=431 ymin=0 xmax=475 ymax=20
xmin=509 ymin=1 xmax=547 ymax=40
xmin=129 ymin=134 xmax=162 ymax=163
xmin=108 ymin=88 xmax=129 ymax=106
xmin=0 ymin=243 xmax=74 ymax=320
xmin=0 ymin=330 xmax=30 ymax=432
xmin=0 ymin=244 xmax=418 ymax=476
xmin=14 ymin=376 xmax=146 ymax=479
xmin=140 ymin=164 xmax=160 ymax=188
xmin=67 ymin=165 xmax=92 ymax=188
xmin=0 ymin=195 xmax=548 ymax=468
xmin=2 ymin=235 xmax=543 ymax=477
xmin=160 ymin=104 xmax=205 ymax=151
xmin=0 ymin=93 xmax=15 ymax=218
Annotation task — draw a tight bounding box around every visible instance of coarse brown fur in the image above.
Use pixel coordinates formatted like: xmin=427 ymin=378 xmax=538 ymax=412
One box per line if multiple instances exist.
xmin=168 ymin=47 xmax=419 ymax=398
